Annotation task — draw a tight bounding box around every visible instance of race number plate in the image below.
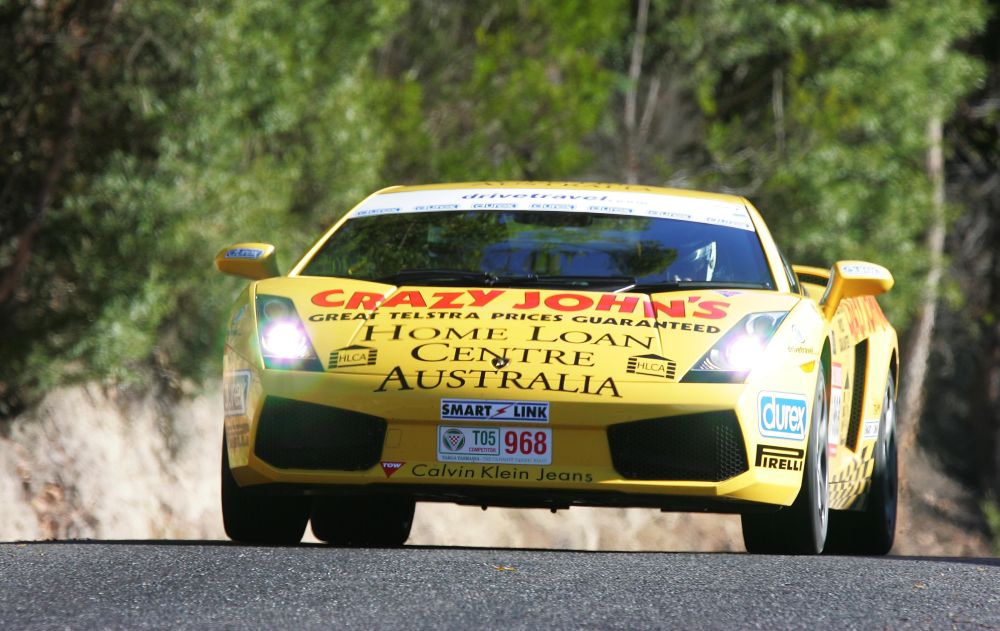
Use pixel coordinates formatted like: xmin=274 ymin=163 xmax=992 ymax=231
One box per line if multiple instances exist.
xmin=436 ymin=426 xmax=552 ymax=465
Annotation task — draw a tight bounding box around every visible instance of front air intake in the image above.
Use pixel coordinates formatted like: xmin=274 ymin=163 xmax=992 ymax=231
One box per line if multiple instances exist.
xmin=607 ymin=411 xmax=748 ymax=482
xmin=254 ymin=397 xmax=386 ymax=470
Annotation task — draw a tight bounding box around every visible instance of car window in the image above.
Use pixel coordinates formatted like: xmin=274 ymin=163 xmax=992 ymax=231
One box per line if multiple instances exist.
xmin=778 ymin=249 xmax=802 ymax=295
xmin=301 ymin=210 xmax=775 ymax=289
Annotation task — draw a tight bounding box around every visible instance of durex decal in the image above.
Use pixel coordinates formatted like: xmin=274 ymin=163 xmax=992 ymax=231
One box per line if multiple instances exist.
xmin=758 ymin=391 xmax=807 ymax=441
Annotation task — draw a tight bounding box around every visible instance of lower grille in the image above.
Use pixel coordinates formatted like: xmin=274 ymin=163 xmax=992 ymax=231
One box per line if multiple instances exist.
xmin=254 ymin=397 xmax=386 ymax=470
xmin=607 ymin=411 xmax=748 ymax=482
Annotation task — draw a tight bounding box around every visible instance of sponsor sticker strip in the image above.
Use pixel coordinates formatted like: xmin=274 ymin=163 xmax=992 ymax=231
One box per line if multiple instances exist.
xmin=348 ymin=188 xmax=755 ymax=231
xmin=626 ymin=354 xmax=676 ymax=380
xmin=755 ymin=444 xmax=804 ymax=471
xmin=223 ymin=370 xmax=251 ymax=417
xmin=758 ymin=391 xmax=807 ymax=441
xmin=440 ymin=398 xmax=549 ymax=422
xmin=328 ymin=345 xmax=378 ymax=369
xmin=437 ymin=426 xmax=552 ymax=465
xmin=225 ymin=248 xmax=264 ymax=259
xmin=862 ymin=418 xmax=880 ymax=440
xmin=828 ymin=362 xmax=843 ymax=457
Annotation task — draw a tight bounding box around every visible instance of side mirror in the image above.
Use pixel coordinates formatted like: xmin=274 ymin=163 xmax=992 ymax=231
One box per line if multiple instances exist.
xmin=215 ymin=243 xmax=280 ymax=280
xmin=820 ymin=260 xmax=894 ymax=320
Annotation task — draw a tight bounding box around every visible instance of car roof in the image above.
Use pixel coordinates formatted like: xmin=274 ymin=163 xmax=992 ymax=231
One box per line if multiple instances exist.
xmin=347 ymin=181 xmax=756 ymax=231
xmin=373 ymin=181 xmax=748 ymax=207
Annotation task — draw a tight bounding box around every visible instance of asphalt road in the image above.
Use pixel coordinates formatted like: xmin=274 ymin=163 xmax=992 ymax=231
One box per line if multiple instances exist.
xmin=0 ymin=542 xmax=997 ymax=630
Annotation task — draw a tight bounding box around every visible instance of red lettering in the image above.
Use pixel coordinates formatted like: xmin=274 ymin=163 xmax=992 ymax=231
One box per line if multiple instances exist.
xmin=845 ymin=300 xmax=863 ymax=339
xmin=467 ymin=289 xmax=503 ymax=307
xmin=544 ymin=293 xmax=593 ymax=312
xmin=643 ymin=299 xmax=686 ymax=318
xmin=312 ymin=289 xmax=344 ymax=307
xmin=382 ymin=291 xmax=427 ymax=308
xmin=692 ymin=300 xmax=729 ymax=319
xmin=514 ymin=291 xmax=541 ymax=310
xmin=596 ymin=294 xmax=640 ymax=314
xmin=345 ymin=291 xmax=383 ymax=310
xmin=429 ymin=292 xmax=464 ymax=309
xmin=864 ymin=296 xmax=879 ymax=331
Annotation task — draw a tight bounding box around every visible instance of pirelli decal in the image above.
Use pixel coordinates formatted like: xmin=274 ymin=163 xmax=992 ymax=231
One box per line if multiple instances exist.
xmin=755 ymin=444 xmax=805 ymax=471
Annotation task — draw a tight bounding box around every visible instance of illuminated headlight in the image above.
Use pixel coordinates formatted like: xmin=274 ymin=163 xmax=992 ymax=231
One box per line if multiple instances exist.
xmin=256 ymin=295 xmax=323 ymax=371
xmin=261 ymin=322 xmax=310 ymax=359
xmin=682 ymin=312 xmax=787 ymax=383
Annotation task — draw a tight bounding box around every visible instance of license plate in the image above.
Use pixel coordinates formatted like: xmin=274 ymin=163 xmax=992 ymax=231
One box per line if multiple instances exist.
xmin=437 ymin=426 xmax=552 ymax=465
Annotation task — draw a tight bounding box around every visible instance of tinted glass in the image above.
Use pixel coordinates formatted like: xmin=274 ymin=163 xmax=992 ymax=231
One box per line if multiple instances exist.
xmin=301 ymin=210 xmax=774 ymax=289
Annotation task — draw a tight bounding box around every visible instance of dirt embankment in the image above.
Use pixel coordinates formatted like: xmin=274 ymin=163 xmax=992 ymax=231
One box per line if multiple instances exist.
xmin=0 ymin=385 xmax=992 ymax=555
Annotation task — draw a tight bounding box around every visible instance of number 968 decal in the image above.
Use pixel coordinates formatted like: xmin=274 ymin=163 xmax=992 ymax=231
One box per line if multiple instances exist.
xmin=437 ymin=426 xmax=552 ymax=465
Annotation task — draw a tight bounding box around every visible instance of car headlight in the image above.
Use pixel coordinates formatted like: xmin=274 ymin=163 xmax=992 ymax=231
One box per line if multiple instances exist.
xmin=682 ymin=312 xmax=787 ymax=383
xmin=256 ymin=295 xmax=323 ymax=371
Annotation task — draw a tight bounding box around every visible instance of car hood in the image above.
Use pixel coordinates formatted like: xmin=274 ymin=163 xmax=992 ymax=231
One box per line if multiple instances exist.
xmin=254 ymin=277 xmax=803 ymax=384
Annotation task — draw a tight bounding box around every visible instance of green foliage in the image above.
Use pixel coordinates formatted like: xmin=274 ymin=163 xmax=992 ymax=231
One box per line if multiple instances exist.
xmin=653 ymin=0 xmax=987 ymax=327
xmin=376 ymin=0 xmax=627 ymax=182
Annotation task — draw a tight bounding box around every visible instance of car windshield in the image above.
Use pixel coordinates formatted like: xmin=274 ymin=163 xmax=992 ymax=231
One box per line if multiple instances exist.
xmin=300 ymin=209 xmax=774 ymax=291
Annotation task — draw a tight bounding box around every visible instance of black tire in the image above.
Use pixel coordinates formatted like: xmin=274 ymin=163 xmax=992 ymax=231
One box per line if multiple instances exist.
xmin=742 ymin=366 xmax=829 ymax=554
xmin=311 ymin=495 xmax=415 ymax=547
xmin=824 ymin=374 xmax=898 ymax=555
xmin=221 ymin=436 xmax=310 ymax=544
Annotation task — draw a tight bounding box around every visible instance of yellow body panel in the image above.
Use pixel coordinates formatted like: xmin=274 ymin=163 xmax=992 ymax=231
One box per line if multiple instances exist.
xmin=221 ymin=182 xmax=898 ymax=514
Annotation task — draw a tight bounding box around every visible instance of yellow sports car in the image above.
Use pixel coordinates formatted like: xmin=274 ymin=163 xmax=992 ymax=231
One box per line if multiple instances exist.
xmin=216 ymin=182 xmax=899 ymax=554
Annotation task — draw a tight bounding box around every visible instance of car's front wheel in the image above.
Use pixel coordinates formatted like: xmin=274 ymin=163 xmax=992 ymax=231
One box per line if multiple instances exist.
xmin=221 ymin=436 xmax=311 ymax=544
xmin=311 ymin=496 xmax=415 ymax=547
xmin=742 ymin=365 xmax=829 ymax=554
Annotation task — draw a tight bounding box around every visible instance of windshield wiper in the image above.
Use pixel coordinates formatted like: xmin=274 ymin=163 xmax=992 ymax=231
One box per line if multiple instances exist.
xmin=490 ymin=274 xmax=637 ymax=289
xmin=374 ymin=269 xmax=638 ymax=289
xmin=629 ymin=280 xmax=771 ymax=294
xmin=374 ymin=269 xmax=499 ymax=286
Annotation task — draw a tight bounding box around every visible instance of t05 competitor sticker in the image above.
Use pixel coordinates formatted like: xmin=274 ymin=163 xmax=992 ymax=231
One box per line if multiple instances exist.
xmin=758 ymin=391 xmax=807 ymax=441
xmin=437 ymin=426 xmax=552 ymax=465
xmin=440 ymin=399 xmax=549 ymax=422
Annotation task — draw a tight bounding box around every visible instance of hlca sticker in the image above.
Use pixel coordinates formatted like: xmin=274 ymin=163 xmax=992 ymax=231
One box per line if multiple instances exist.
xmin=625 ymin=354 xmax=676 ymax=380
xmin=328 ymin=345 xmax=378 ymax=369
xmin=758 ymin=391 xmax=807 ymax=440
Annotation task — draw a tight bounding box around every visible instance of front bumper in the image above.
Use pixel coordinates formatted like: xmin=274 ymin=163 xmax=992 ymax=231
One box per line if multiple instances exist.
xmin=223 ymin=363 xmax=809 ymax=510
